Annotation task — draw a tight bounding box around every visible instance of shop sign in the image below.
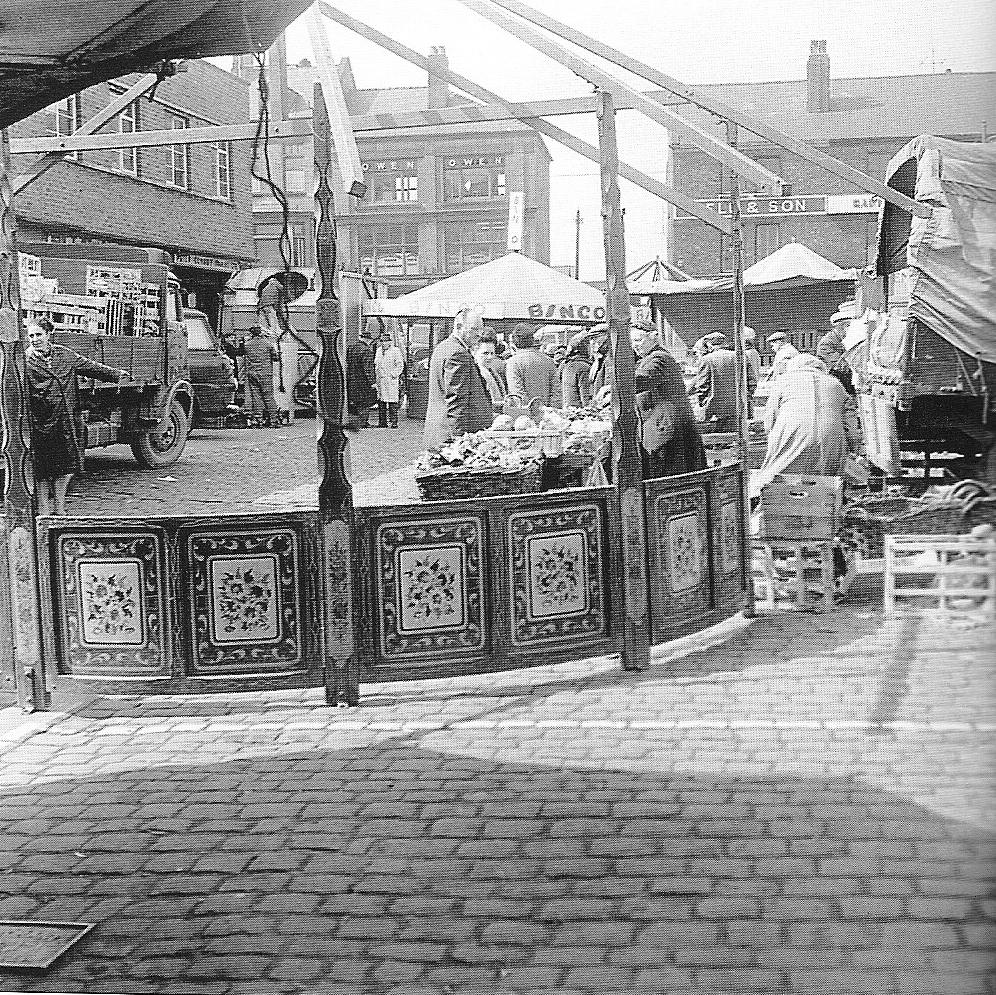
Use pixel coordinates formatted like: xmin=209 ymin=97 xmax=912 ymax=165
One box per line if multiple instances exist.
xmin=678 ymin=192 xmax=882 ymax=221
xmin=444 ymin=154 xmax=505 ymax=168
xmin=363 ymin=159 xmax=419 ymax=172
xmin=527 ymin=303 xmax=606 ymax=322
xmin=507 ymin=191 xmax=524 ymax=252
xmin=173 ymin=252 xmax=239 ymax=273
xmin=826 ymin=194 xmax=882 ymax=214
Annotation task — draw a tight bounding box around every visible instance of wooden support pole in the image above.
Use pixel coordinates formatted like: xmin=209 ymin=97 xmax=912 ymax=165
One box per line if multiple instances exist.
xmin=598 ymin=92 xmax=650 ymax=672
xmin=0 ymin=130 xmax=47 ymax=711
xmin=455 ymin=0 xmax=784 ymax=193
xmin=485 ymin=0 xmax=930 ymax=219
xmin=725 ymin=120 xmax=756 ymax=617
xmin=317 ymin=2 xmax=731 ymax=235
xmin=313 ymin=85 xmax=358 ymax=706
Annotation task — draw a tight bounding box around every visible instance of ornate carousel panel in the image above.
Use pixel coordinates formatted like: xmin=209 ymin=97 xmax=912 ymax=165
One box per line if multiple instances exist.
xmin=182 ymin=523 xmax=310 ymax=677
xmin=646 ymin=475 xmax=714 ymax=641
xmin=711 ymin=463 xmax=748 ymax=612
xmin=374 ymin=514 xmax=487 ymax=660
xmin=506 ymin=502 xmax=608 ymax=647
xmin=50 ymin=527 xmax=171 ymax=680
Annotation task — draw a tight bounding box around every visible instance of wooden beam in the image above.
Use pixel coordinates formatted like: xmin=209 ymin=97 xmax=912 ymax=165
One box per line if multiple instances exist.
xmin=305 ymin=6 xmax=366 ymax=198
xmin=455 ymin=0 xmax=784 ymax=193
xmin=598 ymin=91 xmax=650 ymax=673
xmin=318 ymin=3 xmax=731 ymax=235
xmin=13 ymin=72 xmax=159 ymax=193
xmin=487 ymin=0 xmax=931 ymax=218
xmin=10 ymin=117 xmax=312 ymax=155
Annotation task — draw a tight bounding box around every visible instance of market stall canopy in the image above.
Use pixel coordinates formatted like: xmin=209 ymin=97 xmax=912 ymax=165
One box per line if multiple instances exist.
xmin=876 ymin=135 xmax=996 ymax=364
xmin=364 ymin=252 xmax=608 ymax=323
xmin=634 ymin=242 xmax=855 ymax=296
xmin=0 ymin=1 xmax=313 ymax=128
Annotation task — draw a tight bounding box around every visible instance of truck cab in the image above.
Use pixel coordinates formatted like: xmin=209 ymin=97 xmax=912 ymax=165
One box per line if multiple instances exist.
xmin=182 ymin=307 xmax=237 ymax=427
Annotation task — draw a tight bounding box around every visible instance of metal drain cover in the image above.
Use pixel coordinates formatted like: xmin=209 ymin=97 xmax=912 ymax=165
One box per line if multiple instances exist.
xmin=0 ymin=921 xmax=95 ymax=971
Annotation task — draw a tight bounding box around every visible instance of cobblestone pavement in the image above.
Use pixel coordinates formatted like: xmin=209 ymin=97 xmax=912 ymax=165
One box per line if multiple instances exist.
xmin=1 ymin=607 xmax=994 ymax=994
xmin=65 ymin=415 xmax=425 ymax=518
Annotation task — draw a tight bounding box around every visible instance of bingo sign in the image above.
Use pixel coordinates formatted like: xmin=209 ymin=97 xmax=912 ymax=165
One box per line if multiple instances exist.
xmin=527 ymin=303 xmax=607 ymax=322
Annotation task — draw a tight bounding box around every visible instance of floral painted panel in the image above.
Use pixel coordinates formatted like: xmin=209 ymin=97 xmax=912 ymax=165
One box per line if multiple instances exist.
xmin=666 ymin=512 xmax=702 ymax=594
xmin=57 ymin=531 xmax=169 ymax=678
xmin=710 ymin=464 xmax=748 ymax=613
xmin=376 ymin=516 xmax=485 ymax=658
xmin=208 ymin=555 xmax=279 ymax=644
xmin=187 ymin=529 xmax=302 ymax=674
xmin=508 ymin=504 xmax=606 ymax=645
xmin=78 ymin=559 xmax=144 ymax=646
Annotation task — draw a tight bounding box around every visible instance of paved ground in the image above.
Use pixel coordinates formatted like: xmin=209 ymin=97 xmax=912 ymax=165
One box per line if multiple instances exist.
xmin=66 ymin=414 xmax=425 ymax=518
xmin=1 ymin=605 xmax=994 ymax=994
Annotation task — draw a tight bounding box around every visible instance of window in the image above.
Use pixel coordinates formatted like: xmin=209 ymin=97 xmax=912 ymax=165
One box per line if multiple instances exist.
xmin=112 ymin=88 xmax=139 ymax=175
xmin=442 ymin=219 xmax=506 ymax=272
xmin=46 ymin=95 xmax=80 ymax=160
xmin=753 ymin=223 xmax=781 ymax=263
xmin=291 ymin=230 xmax=307 ymax=267
xmin=184 ymin=315 xmax=215 ymax=351
xmin=442 ymin=155 xmax=506 ymax=201
xmin=251 ymin=147 xmax=279 ymax=194
xmin=283 ymin=141 xmax=311 ymax=194
xmin=214 ymin=142 xmax=231 ymax=199
xmin=170 ymin=114 xmax=188 ymax=189
xmin=362 ymin=160 xmax=419 ymax=204
xmin=358 ymin=225 xmax=419 ymax=277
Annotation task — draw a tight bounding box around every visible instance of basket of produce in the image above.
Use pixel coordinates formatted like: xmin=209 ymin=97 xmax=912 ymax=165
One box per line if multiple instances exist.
xmin=415 ymin=432 xmax=544 ymax=501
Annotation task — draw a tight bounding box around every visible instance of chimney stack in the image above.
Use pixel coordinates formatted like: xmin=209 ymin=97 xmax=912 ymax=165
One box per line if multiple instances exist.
xmin=807 ymin=39 xmax=830 ymax=112
xmin=427 ymin=45 xmax=450 ymax=109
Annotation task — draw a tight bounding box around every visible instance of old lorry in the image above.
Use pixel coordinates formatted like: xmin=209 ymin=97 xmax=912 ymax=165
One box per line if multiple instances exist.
xmin=861 ymin=136 xmax=996 ymax=484
xmin=20 ymin=241 xmax=234 ymax=467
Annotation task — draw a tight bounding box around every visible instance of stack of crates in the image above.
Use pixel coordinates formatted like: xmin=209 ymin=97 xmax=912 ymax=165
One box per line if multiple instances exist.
xmin=752 ymin=475 xmax=843 ymax=612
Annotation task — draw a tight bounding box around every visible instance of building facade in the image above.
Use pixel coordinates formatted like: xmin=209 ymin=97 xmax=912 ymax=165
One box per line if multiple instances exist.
xmin=9 ymin=60 xmax=254 ymax=328
xmin=669 ymin=42 xmax=996 ymax=276
xmin=248 ymin=46 xmax=552 ymax=293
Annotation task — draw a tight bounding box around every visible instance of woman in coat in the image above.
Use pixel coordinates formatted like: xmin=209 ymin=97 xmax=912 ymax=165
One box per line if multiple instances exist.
xmin=25 ymin=318 xmax=127 ymax=515
xmin=561 ymin=340 xmax=592 ymax=409
xmin=375 ymin=329 xmax=405 ymax=429
xmin=751 ymin=353 xmax=858 ymax=498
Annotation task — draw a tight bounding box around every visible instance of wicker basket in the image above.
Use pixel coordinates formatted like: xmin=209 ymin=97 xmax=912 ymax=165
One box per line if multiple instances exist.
xmin=492 ymin=429 xmax=563 ymax=457
xmin=415 ymin=461 xmax=543 ymax=501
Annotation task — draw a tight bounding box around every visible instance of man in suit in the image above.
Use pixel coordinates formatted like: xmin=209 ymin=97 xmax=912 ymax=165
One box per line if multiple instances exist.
xmin=423 ymin=305 xmax=495 ymax=449
xmin=693 ymin=331 xmax=751 ymax=433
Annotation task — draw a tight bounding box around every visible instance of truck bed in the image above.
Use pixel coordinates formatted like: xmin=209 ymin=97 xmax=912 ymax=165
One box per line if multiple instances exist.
xmin=54 ymin=332 xmax=164 ymax=386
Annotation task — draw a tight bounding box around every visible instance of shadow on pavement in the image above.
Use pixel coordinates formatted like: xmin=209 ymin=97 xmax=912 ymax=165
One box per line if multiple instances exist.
xmin=1 ymin=737 xmax=992 ymax=994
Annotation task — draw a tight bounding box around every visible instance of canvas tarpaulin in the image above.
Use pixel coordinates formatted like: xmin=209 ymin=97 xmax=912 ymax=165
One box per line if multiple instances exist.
xmin=876 ymin=136 xmax=996 ymax=364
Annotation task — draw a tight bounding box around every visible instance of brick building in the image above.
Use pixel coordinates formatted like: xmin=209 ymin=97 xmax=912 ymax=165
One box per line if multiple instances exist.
xmin=245 ymin=45 xmax=551 ymax=293
xmin=9 ymin=60 xmax=254 ymax=328
xmin=669 ymin=42 xmax=996 ymax=276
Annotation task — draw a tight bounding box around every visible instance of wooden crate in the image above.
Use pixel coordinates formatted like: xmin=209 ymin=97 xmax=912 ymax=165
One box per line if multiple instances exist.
xmin=752 ymin=539 xmax=835 ymax=612
xmin=885 ymin=533 xmax=996 ymax=618
xmin=759 ymin=474 xmax=843 ymax=540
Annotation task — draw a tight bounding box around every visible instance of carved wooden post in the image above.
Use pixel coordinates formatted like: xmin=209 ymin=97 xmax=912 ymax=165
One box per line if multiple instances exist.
xmin=725 ymin=120 xmax=756 ymax=615
xmin=0 ymin=130 xmax=47 ymax=711
xmin=598 ymin=91 xmax=650 ymax=672
xmin=313 ymin=85 xmax=358 ymax=706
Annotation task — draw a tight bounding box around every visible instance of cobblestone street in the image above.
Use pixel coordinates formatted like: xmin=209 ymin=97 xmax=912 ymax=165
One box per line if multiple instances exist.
xmin=1 ymin=605 xmax=994 ymax=994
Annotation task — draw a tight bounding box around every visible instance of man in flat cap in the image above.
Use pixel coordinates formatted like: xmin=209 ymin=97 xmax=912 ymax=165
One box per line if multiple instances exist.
xmin=693 ymin=331 xmax=751 ymax=433
xmin=767 ymin=330 xmax=799 ymax=378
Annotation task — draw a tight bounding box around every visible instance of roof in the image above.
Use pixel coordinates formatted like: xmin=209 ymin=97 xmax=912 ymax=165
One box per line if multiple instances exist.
xmin=364 ymin=251 xmax=607 ymax=321
xmin=638 ymin=243 xmax=855 ymax=295
xmin=673 ymin=71 xmax=996 ymax=146
xmin=0 ymin=2 xmax=311 ymax=128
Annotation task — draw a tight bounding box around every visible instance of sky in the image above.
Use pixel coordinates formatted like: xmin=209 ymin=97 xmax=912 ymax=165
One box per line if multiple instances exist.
xmin=280 ymin=0 xmax=996 ymax=278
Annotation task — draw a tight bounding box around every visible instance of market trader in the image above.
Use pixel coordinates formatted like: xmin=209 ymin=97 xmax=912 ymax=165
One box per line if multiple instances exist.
xmin=505 ymin=322 xmax=562 ymax=407
xmin=243 ymin=325 xmax=280 ymax=427
xmin=423 ymin=305 xmax=494 ymax=449
xmin=25 ymin=318 xmax=128 ymax=515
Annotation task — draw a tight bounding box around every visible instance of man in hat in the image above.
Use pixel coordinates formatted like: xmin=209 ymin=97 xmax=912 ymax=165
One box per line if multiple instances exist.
xmin=505 ymin=322 xmax=562 ymax=407
xmin=424 ymin=305 xmax=494 ymax=449
xmin=817 ymin=301 xmax=858 ymax=395
xmin=692 ymin=331 xmax=749 ymax=433
xmin=346 ymin=318 xmax=379 ymax=429
xmin=767 ymin=330 xmax=799 ymax=378
xmin=743 ymin=327 xmax=762 ymax=420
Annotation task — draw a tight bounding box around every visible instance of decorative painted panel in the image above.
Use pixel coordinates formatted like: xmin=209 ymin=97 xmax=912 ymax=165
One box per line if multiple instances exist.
xmin=56 ymin=530 xmax=169 ymax=679
xmin=508 ymin=504 xmax=606 ymax=646
xmin=186 ymin=528 xmax=303 ymax=675
xmin=376 ymin=516 xmax=485 ymax=658
xmin=711 ymin=464 xmax=748 ymax=612
xmin=647 ymin=482 xmax=713 ymax=641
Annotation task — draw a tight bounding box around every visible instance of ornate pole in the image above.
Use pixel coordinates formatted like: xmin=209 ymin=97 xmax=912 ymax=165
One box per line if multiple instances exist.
xmin=598 ymin=91 xmax=650 ymax=672
xmin=725 ymin=120 xmax=756 ymax=615
xmin=313 ymin=85 xmax=358 ymax=706
xmin=0 ymin=129 xmax=46 ymax=711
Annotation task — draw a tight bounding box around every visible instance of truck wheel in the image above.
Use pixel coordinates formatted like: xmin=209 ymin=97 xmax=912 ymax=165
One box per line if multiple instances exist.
xmin=131 ymin=398 xmax=190 ymax=468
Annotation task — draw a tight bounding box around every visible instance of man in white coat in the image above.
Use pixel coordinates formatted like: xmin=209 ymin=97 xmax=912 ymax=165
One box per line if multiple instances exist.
xmin=767 ymin=331 xmax=799 ymax=378
xmin=375 ymin=328 xmax=405 ymax=428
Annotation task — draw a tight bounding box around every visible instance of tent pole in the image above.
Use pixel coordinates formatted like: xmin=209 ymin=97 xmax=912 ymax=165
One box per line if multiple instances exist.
xmin=725 ymin=120 xmax=756 ymax=617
